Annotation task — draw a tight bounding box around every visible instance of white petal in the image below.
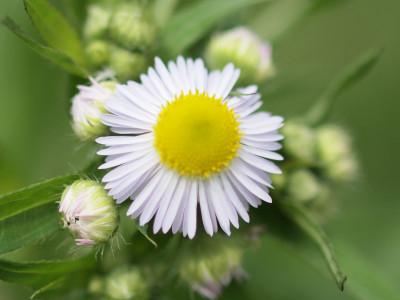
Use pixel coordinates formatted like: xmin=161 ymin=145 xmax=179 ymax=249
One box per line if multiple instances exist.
xmin=97 ymin=142 xmax=152 ymax=156
xmin=220 ymin=172 xmax=250 ymax=222
xmin=198 ymin=180 xmax=214 ymax=236
xmin=229 ymin=165 xmax=272 ymax=203
xmin=162 ymin=177 xmax=188 ymax=233
xmin=186 ymin=180 xmax=198 ymax=239
xmin=242 ymin=144 xmax=284 ymax=161
xmin=96 ymin=133 xmax=153 ymax=146
xmin=240 ymin=151 xmax=282 ymax=174
xmin=208 ymin=178 xmax=231 ymax=235
xmin=154 ymin=57 xmax=178 ymax=96
xmin=194 ymin=58 xmax=207 ymax=93
xmin=127 ymin=167 xmax=165 ymax=216
xmin=172 ymin=181 xmax=191 ymax=234
xmin=153 ymin=173 xmax=179 ymax=233
xmin=139 ymin=168 xmax=174 ymax=225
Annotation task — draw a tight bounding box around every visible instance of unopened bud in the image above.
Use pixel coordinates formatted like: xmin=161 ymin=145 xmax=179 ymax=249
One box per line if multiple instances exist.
xmin=179 ymin=238 xmax=246 ymax=299
xmin=282 ymin=121 xmax=316 ymax=163
xmin=110 ymin=2 xmax=157 ymax=50
xmin=206 ymin=27 xmax=275 ymax=84
xmin=105 ymin=266 xmax=150 ymax=300
xmin=109 ymin=46 xmax=147 ymax=81
xmin=86 ymin=40 xmax=110 ymax=67
xmin=59 ymin=180 xmax=119 ymax=246
xmin=71 ymin=78 xmax=116 ymax=141
xmin=316 ymin=125 xmax=358 ymax=182
xmin=286 ymin=169 xmax=320 ymax=204
xmin=83 ymin=5 xmax=111 ymax=41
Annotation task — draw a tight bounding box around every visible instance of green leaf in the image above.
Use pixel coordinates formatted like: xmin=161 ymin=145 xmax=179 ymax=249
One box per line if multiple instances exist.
xmin=136 ymin=224 xmax=158 ymax=248
xmin=153 ymin=0 xmax=179 ymax=27
xmin=0 ymin=256 xmax=94 ymax=290
xmin=249 ymin=0 xmax=347 ymax=43
xmin=1 ymin=17 xmax=89 ymax=77
xmin=0 ymin=173 xmax=80 ymax=222
xmin=23 ymin=0 xmax=86 ymax=66
xmin=279 ymin=201 xmax=347 ymax=291
xmin=161 ymin=0 xmax=271 ymax=56
xmin=304 ymin=48 xmax=383 ymax=126
xmin=0 ymin=203 xmax=61 ymax=255
xmin=30 ymin=272 xmax=90 ymax=299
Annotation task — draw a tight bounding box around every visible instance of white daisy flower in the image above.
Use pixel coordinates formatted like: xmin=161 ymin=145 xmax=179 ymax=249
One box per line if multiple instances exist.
xmin=96 ymin=56 xmax=284 ymax=239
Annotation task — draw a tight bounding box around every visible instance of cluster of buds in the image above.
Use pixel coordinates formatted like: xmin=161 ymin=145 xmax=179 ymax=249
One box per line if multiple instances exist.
xmin=276 ymin=121 xmax=358 ymax=221
xmin=206 ymin=27 xmax=275 ymax=85
xmin=59 ymin=179 xmax=119 ymax=246
xmin=88 ymin=266 xmax=150 ymax=300
xmin=178 ymin=236 xmax=246 ymax=299
xmin=84 ymin=1 xmax=157 ymax=80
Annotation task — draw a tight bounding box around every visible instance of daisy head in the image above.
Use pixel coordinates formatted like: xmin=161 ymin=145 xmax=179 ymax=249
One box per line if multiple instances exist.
xmin=96 ymin=56 xmax=284 ymax=239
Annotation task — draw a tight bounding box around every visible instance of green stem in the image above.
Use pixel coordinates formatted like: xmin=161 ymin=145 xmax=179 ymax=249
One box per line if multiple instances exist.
xmin=279 ymin=201 xmax=347 ymax=291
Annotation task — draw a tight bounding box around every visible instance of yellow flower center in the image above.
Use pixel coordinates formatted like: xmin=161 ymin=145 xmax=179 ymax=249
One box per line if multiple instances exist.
xmin=154 ymin=91 xmax=242 ymax=177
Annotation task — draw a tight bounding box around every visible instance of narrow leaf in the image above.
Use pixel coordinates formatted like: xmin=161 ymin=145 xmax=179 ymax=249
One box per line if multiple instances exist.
xmin=153 ymin=0 xmax=179 ymax=27
xmin=0 ymin=203 xmax=61 ymax=255
xmin=279 ymin=201 xmax=347 ymax=291
xmin=304 ymin=48 xmax=383 ymax=126
xmin=0 ymin=173 xmax=80 ymax=222
xmin=1 ymin=17 xmax=89 ymax=77
xmin=0 ymin=256 xmax=94 ymax=289
xmin=136 ymin=224 xmax=157 ymax=248
xmin=161 ymin=0 xmax=271 ymax=56
xmin=23 ymin=0 xmax=86 ymax=66
xmin=30 ymin=272 xmax=90 ymax=299
xmin=249 ymin=0 xmax=347 ymax=43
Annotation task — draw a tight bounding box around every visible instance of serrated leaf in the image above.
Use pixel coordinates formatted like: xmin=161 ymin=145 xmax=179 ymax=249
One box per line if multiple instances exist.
xmin=23 ymin=0 xmax=86 ymax=66
xmin=0 ymin=173 xmax=80 ymax=222
xmin=0 ymin=256 xmax=94 ymax=290
xmin=279 ymin=201 xmax=347 ymax=291
xmin=136 ymin=224 xmax=157 ymax=248
xmin=0 ymin=203 xmax=61 ymax=255
xmin=304 ymin=48 xmax=383 ymax=126
xmin=1 ymin=17 xmax=89 ymax=77
xmin=161 ymin=0 xmax=271 ymax=56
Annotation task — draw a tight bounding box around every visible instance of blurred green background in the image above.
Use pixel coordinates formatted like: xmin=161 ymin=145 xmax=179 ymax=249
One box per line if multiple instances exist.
xmin=0 ymin=0 xmax=399 ymax=299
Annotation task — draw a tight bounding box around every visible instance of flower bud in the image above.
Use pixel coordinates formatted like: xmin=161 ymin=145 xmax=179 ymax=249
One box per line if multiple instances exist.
xmin=59 ymin=180 xmax=119 ymax=246
xmin=109 ymin=2 xmax=157 ymax=50
xmin=179 ymin=238 xmax=246 ymax=299
xmin=109 ymin=46 xmax=147 ymax=81
xmin=71 ymin=78 xmax=116 ymax=141
xmin=205 ymin=27 xmax=275 ymax=84
xmin=286 ymin=169 xmax=320 ymax=204
xmin=281 ymin=121 xmax=316 ymax=163
xmin=83 ymin=4 xmax=111 ymax=41
xmin=316 ymin=125 xmax=358 ymax=182
xmin=105 ymin=266 xmax=150 ymax=300
xmin=86 ymin=40 xmax=110 ymax=67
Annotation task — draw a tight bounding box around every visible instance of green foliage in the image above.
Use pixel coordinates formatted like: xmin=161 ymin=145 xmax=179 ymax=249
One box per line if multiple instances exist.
xmin=279 ymin=201 xmax=347 ymax=291
xmin=161 ymin=0 xmax=272 ymax=56
xmin=23 ymin=0 xmax=86 ymax=66
xmin=304 ymin=48 xmax=383 ymax=126
xmin=0 ymin=174 xmax=80 ymax=254
xmin=0 ymin=203 xmax=60 ymax=255
xmin=0 ymin=256 xmax=94 ymax=299
xmin=1 ymin=17 xmax=89 ymax=77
